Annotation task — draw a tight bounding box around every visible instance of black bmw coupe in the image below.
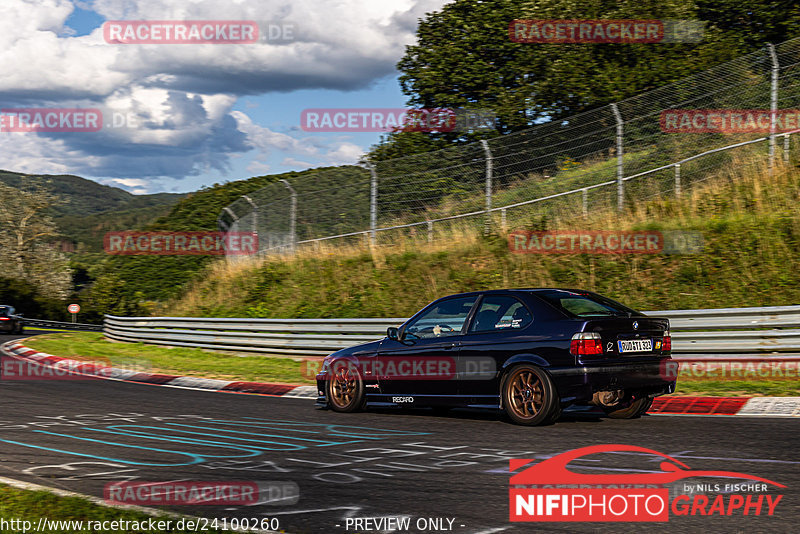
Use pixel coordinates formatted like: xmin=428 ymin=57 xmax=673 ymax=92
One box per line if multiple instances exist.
xmin=316 ymin=289 xmax=675 ymax=425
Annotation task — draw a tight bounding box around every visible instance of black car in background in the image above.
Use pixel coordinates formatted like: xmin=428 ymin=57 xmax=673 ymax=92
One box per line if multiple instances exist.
xmin=0 ymin=306 xmax=24 ymax=334
xmin=316 ymin=289 xmax=675 ymax=425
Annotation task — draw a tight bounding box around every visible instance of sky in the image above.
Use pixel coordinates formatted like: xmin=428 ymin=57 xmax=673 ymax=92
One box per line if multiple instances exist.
xmin=0 ymin=0 xmax=451 ymax=194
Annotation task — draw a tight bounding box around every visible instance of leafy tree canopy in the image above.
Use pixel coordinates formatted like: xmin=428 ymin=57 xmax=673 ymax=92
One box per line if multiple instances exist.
xmin=368 ymin=0 xmax=800 ymax=160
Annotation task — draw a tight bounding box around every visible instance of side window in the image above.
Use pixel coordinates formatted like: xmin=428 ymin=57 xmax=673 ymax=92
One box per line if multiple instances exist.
xmin=404 ymin=296 xmax=477 ymax=339
xmin=469 ymin=296 xmax=532 ymax=333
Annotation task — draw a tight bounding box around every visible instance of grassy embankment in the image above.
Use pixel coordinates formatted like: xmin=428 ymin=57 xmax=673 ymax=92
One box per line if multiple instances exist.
xmin=166 ymin=155 xmax=800 ymax=318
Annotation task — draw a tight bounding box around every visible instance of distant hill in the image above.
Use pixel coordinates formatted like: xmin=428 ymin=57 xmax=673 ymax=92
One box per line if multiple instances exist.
xmin=88 ymin=165 xmax=362 ymax=312
xmin=1 ymin=165 xmax=372 ymax=319
xmin=0 ymin=170 xmax=185 ymax=251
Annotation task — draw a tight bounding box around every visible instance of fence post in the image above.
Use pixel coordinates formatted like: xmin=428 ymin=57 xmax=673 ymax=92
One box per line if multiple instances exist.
xmin=279 ymin=179 xmax=297 ymax=253
xmin=366 ymin=162 xmax=378 ymax=246
xmin=241 ymin=195 xmax=258 ymax=245
xmin=218 ymin=208 xmax=234 ymax=232
xmin=220 ymin=207 xmax=239 ymax=258
xmin=581 ymin=188 xmax=588 ymax=217
xmin=611 ymin=103 xmax=624 ymax=211
xmin=785 ymin=133 xmax=791 ymax=163
xmin=481 ymin=140 xmax=493 ymax=234
xmin=501 ymin=208 xmax=507 ymax=231
xmin=221 ymin=207 xmax=238 ymax=233
xmin=767 ymin=43 xmax=779 ymax=172
xmin=674 ymin=163 xmax=681 ymax=198
xmin=427 ymin=221 xmax=433 ymax=242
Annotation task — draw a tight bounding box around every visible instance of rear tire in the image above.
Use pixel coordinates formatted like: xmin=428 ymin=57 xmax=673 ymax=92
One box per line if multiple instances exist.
xmin=502 ymin=364 xmax=557 ymax=426
xmin=603 ymin=395 xmax=652 ymax=419
xmin=326 ymin=361 xmax=366 ymax=413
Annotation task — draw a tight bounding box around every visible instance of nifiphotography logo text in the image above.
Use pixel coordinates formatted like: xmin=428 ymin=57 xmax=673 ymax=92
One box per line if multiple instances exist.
xmin=509 ymin=444 xmax=784 ymax=522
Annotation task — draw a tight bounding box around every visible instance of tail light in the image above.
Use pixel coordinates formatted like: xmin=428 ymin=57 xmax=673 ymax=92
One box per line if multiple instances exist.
xmin=662 ymin=331 xmax=671 ymax=352
xmin=570 ymin=332 xmax=603 ymax=356
xmin=0 ymin=317 xmax=8 ymax=321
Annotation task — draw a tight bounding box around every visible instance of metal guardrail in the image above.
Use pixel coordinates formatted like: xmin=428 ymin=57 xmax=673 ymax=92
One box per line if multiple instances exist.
xmin=103 ymin=316 xmax=404 ymax=356
xmin=23 ymin=318 xmax=103 ymax=332
xmin=641 ymin=305 xmax=800 ymax=331
xmin=104 ymin=305 xmax=800 ymax=357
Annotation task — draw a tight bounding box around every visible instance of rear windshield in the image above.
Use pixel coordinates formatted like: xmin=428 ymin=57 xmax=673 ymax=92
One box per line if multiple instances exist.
xmin=0 ymin=307 xmax=10 ymax=317
xmin=534 ymin=290 xmax=642 ymax=317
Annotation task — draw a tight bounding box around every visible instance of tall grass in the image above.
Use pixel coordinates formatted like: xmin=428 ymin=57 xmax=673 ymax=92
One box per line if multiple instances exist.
xmin=162 ymin=155 xmax=800 ymax=318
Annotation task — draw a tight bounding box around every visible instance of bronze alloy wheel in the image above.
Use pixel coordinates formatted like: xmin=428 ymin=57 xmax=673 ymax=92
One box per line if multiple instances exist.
xmin=327 ymin=362 xmax=365 ymax=413
xmin=502 ymin=364 xmax=557 ymax=425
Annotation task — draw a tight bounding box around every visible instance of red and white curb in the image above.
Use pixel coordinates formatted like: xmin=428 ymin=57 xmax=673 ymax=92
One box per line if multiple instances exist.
xmin=3 ymin=340 xmax=799 ymax=416
xmin=0 ymin=341 xmax=317 ymax=399
xmin=651 ymin=396 xmax=800 ymax=416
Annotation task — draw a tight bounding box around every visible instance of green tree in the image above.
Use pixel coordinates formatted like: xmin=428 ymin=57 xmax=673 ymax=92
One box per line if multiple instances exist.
xmin=369 ymin=0 xmax=800 ymax=159
xmin=0 ymin=180 xmax=72 ymax=298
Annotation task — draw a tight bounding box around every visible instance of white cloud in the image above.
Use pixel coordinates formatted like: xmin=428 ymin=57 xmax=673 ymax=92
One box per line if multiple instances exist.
xmin=233 ymin=111 xmax=366 ymax=169
xmin=100 ymin=177 xmax=150 ymax=193
xmin=321 ymin=142 xmax=365 ymax=165
xmin=3 ymin=0 xmax=449 ymax=98
xmin=0 ymin=0 xmax=452 ymax=188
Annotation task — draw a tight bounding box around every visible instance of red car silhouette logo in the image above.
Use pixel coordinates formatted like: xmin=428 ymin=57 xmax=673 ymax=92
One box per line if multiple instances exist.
xmin=510 ymin=444 xmax=785 ymax=487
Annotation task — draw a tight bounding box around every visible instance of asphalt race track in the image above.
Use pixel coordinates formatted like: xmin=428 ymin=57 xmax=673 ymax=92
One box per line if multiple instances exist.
xmin=1 ymin=332 xmax=798 ymax=533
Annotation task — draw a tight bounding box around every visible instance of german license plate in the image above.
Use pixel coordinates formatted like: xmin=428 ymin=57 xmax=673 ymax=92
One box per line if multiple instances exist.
xmin=617 ymin=339 xmax=652 ymax=353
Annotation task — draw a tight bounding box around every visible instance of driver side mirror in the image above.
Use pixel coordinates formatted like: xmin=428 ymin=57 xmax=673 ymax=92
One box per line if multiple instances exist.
xmin=387 ymin=326 xmax=400 ymax=341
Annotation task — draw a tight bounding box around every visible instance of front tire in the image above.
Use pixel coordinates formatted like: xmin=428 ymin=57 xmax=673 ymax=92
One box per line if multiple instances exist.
xmin=502 ymin=364 xmax=558 ymax=426
xmin=326 ymin=361 xmax=365 ymax=413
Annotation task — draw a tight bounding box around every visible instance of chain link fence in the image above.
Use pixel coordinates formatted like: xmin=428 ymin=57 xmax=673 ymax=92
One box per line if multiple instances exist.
xmin=220 ymin=38 xmax=800 ymax=255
